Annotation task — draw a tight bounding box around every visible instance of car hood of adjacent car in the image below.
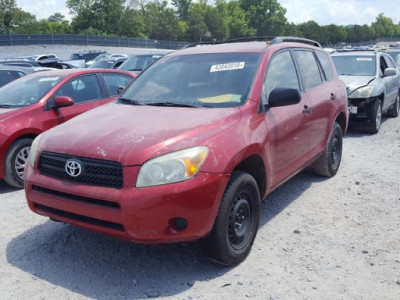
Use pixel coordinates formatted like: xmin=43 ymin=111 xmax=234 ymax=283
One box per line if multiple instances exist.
xmin=339 ymin=75 xmax=375 ymax=94
xmin=39 ymin=102 xmax=241 ymax=166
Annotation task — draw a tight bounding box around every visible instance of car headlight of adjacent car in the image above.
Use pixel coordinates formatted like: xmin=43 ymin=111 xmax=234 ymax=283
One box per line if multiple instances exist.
xmin=28 ymin=133 xmax=43 ymax=168
xmin=136 ymin=146 xmax=209 ymax=188
xmin=348 ymin=85 xmax=375 ymax=98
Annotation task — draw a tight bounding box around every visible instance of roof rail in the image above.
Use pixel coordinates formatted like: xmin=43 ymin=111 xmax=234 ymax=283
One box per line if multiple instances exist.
xmin=183 ymin=36 xmax=321 ymax=48
xmin=270 ymin=36 xmax=321 ymax=48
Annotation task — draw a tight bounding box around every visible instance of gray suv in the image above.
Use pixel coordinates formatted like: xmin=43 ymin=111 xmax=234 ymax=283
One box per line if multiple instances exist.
xmin=331 ymin=50 xmax=400 ymax=133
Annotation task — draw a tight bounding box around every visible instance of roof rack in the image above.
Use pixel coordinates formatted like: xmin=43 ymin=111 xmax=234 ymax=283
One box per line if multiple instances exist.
xmin=269 ymin=36 xmax=321 ymax=48
xmin=183 ymin=36 xmax=321 ymax=49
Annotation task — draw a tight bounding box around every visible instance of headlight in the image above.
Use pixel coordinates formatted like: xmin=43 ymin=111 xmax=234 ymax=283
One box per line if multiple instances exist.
xmin=349 ymin=85 xmax=375 ymax=98
xmin=28 ymin=134 xmax=43 ymax=168
xmin=136 ymin=146 xmax=209 ymax=188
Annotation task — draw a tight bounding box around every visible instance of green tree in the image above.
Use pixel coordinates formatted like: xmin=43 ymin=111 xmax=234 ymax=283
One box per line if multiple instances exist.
xmin=119 ymin=8 xmax=146 ymax=37
xmin=371 ymin=13 xmax=395 ymax=38
xmin=226 ymin=1 xmax=256 ymax=38
xmin=48 ymin=12 xmax=65 ymax=23
xmin=172 ymin=0 xmax=192 ymax=20
xmin=0 ymin=0 xmax=18 ymax=33
xmin=239 ymin=0 xmax=287 ymax=36
xmin=144 ymin=1 xmax=181 ymax=40
xmin=186 ymin=1 xmax=208 ymax=41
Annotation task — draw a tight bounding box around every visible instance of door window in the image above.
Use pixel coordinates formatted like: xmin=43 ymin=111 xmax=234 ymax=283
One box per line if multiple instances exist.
xmin=294 ymin=50 xmax=323 ymax=90
xmin=55 ymin=74 xmax=102 ymax=104
xmin=264 ymin=51 xmax=300 ymax=101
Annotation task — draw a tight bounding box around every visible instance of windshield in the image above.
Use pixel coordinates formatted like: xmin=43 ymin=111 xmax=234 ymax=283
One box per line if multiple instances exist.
xmin=121 ymin=53 xmax=261 ymax=108
xmin=90 ymin=60 xmax=113 ymax=68
xmin=118 ymin=56 xmax=159 ymax=71
xmin=332 ymin=55 xmax=376 ymax=76
xmin=0 ymin=74 xmax=63 ymax=107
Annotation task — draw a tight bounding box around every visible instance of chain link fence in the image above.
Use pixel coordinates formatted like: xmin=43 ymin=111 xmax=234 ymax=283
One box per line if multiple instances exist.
xmin=0 ymin=34 xmax=189 ymax=50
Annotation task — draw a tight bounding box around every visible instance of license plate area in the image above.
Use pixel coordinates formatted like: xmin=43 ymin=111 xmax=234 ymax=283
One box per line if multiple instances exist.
xmin=349 ymin=106 xmax=358 ymax=114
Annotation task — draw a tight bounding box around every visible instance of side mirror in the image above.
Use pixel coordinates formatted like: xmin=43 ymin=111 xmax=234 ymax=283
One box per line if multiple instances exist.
xmin=54 ymin=96 xmax=74 ymax=109
xmin=384 ymin=68 xmax=396 ymax=77
xmin=267 ymin=87 xmax=301 ymax=108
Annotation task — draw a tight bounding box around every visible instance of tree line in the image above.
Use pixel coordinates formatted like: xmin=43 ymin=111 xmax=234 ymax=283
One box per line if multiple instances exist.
xmin=1 ymin=0 xmax=400 ymax=44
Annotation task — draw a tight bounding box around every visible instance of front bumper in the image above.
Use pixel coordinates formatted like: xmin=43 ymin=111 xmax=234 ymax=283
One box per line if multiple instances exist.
xmin=25 ymin=163 xmax=229 ymax=243
xmin=348 ymin=97 xmax=376 ymax=122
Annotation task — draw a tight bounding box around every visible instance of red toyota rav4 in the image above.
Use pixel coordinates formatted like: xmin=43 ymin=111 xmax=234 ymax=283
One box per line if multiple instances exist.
xmin=25 ymin=37 xmax=348 ymax=266
xmin=0 ymin=69 xmax=134 ymax=188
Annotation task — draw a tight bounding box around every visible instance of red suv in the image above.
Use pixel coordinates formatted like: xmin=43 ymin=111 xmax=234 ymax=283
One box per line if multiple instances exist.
xmin=0 ymin=69 xmax=134 ymax=188
xmin=25 ymin=37 xmax=348 ymax=266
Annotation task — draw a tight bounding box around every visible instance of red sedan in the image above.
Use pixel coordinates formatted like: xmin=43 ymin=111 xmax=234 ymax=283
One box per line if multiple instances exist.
xmin=0 ymin=68 xmax=135 ymax=188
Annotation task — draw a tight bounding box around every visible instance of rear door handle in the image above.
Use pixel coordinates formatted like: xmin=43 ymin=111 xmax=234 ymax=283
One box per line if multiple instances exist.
xmin=303 ymin=105 xmax=312 ymax=114
xmin=330 ymin=93 xmax=336 ymax=100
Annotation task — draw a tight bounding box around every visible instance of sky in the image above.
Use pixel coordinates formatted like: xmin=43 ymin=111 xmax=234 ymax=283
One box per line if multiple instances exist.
xmin=16 ymin=0 xmax=400 ymax=26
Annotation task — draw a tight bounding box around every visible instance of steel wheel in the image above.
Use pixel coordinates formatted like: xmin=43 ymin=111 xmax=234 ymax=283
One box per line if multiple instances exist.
xmin=228 ymin=193 xmax=252 ymax=250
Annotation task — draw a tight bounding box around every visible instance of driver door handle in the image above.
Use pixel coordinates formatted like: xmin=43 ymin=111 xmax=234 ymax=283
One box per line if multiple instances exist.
xmin=303 ymin=105 xmax=312 ymax=114
xmin=331 ymin=93 xmax=337 ymax=100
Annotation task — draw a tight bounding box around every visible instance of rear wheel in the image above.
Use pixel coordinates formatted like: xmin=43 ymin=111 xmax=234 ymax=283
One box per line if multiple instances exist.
xmin=313 ymin=122 xmax=343 ymax=177
xmin=200 ymin=171 xmax=260 ymax=266
xmin=365 ymin=99 xmax=382 ymax=134
xmin=4 ymin=138 xmax=33 ymax=188
xmin=387 ymin=93 xmax=399 ymax=118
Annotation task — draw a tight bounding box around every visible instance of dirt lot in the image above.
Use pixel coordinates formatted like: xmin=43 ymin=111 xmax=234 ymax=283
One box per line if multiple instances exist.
xmin=0 ymin=115 xmax=399 ymax=300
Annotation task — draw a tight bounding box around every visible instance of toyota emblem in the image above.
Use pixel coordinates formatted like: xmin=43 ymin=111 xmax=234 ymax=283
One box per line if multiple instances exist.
xmin=65 ymin=159 xmax=82 ymax=177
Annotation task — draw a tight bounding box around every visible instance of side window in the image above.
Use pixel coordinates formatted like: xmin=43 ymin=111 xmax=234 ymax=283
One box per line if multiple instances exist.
xmin=316 ymin=50 xmax=333 ymax=81
xmin=379 ymin=56 xmax=388 ymax=75
xmin=383 ymin=55 xmax=395 ymax=69
xmin=17 ymin=71 xmax=26 ymax=77
xmin=293 ymin=50 xmax=323 ymax=90
xmin=0 ymin=70 xmax=16 ymax=86
xmin=264 ymin=51 xmax=300 ymax=100
xmin=55 ymin=74 xmax=102 ymax=104
xmin=102 ymin=74 xmax=132 ymax=96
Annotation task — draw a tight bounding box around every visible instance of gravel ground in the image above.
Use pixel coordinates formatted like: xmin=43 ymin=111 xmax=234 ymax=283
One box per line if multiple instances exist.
xmin=0 ymin=87 xmax=400 ymax=298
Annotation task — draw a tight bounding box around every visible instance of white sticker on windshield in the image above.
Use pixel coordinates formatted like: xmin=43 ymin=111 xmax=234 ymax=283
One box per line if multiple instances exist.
xmin=39 ymin=77 xmax=60 ymax=82
xmin=210 ymin=62 xmax=245 ymax=72
xmin=356 ymin=58 xmax=373 ymax=61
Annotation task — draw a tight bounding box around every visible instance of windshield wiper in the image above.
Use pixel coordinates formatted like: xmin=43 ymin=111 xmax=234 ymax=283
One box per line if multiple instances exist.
xmin=118 ymin=97 xmax=144 ymax=105
xmin=146 ymin=101 xmax=203 ymax=108
xmin=0 ymin=104 xmax=13 ymax=108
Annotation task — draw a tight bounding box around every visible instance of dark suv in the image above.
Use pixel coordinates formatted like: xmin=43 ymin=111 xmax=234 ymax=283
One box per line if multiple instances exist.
xmin=25 ymin=37 xmax=348 ymax=266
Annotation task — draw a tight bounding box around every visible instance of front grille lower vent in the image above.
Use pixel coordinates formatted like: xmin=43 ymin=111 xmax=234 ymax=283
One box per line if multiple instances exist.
xmin=39 ymin=152 xmax=123 ymax=189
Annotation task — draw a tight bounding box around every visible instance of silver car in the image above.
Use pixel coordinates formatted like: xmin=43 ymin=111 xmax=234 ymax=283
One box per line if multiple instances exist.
xmin=331 ymin=50 xmax=400 ymax=133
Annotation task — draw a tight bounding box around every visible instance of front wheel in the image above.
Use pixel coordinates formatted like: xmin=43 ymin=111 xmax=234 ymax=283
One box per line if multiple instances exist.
xmin=365 ymin=99 xmax=382 ymax=134
xmin=313 ymin=122 xmax=343 ymax=177
xmin=200 ymin=171 xmax=260 ymax=266
xmin=387 ymin=93 xmax=399 ymax=118
xmin=4 ymin=138 xmax=33 ymax=188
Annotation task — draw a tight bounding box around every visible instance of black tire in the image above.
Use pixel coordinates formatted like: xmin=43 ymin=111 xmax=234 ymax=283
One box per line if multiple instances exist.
xmin=313 ymin=122 xmax=343 ymax=177
xmin=387 ymin=93 xmax=399 ymax=118
xmin=365 ymin=99 xmax=382 ymax=134
xmin=4 ymin=138 xmax=33 ymax=189
xmin=200 ymin=171 xmax=260 ymax=266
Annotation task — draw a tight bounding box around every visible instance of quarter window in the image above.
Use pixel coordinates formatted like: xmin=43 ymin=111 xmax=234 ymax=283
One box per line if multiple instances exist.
xmin=316 ymin=50 xmax=333 ymax=81
xmin=264 ymin=51 xmax=300 ymax=100
xmin=294 ymin=50 xmax=323 ymax=90
xmin=102 ymin=74 xmax=132 ymax=96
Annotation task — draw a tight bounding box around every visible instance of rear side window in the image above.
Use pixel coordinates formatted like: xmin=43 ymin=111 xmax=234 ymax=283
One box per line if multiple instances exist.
xmin=294 ymin=50 xmax=323 ymax=90
xmin=316 ymin=50 xmax=333 ymax=81
xmin=102 ymin=73 xmax=132 ymax=96
xmin=0 ymin=70 xmax=16 ymax=86
xmin=264 ymin=51 xmax=300 ymax=99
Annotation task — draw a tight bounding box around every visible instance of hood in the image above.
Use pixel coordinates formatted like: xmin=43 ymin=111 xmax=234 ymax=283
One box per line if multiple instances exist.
xmin=339 ymin=75 xmax=375 ymax=93
xmin=40 ymin=102 xmax=241 ymax=166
